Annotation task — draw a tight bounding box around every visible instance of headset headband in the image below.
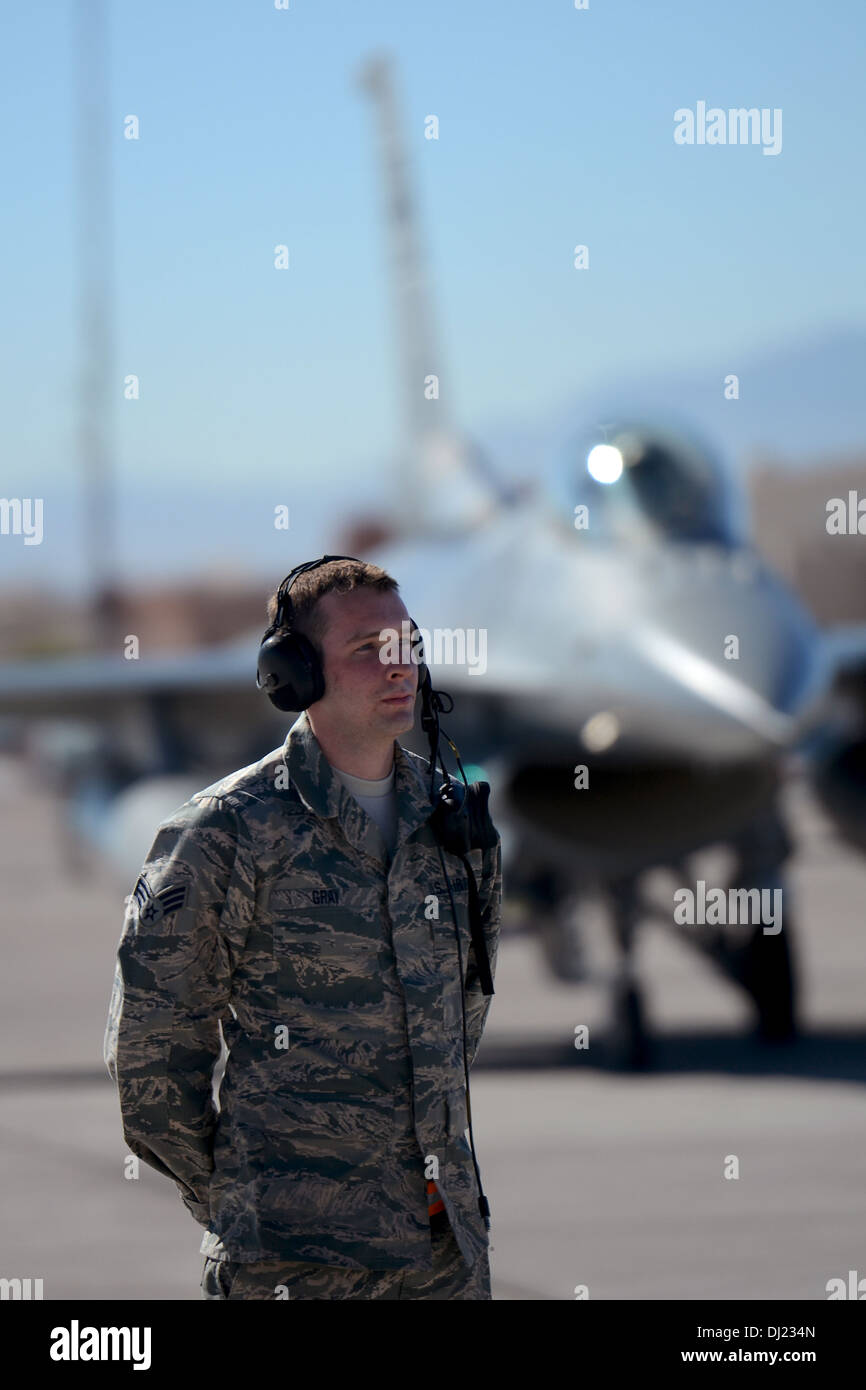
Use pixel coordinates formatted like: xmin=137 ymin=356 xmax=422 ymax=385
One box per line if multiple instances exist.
xmin=269 ymin=554 xmax=362 ymax=638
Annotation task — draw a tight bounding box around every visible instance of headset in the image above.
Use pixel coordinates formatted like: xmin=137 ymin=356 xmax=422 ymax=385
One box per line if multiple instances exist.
xmin=257 ymin=555 xmax=495 ymax=1230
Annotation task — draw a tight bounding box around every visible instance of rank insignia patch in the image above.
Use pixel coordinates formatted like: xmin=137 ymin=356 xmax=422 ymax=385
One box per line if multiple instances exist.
xmin=132 ymin=874 xmax=188 ymax=926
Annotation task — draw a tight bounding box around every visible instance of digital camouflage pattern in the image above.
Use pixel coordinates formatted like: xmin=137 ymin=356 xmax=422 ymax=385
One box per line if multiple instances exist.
xmin=104 ymin=709 xmax=501 ymax=1271
xmin=200 ymin=1214 xmax=491 ymax=1299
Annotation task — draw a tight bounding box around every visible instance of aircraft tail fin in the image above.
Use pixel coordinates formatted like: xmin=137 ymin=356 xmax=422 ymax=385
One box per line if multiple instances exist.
xmin=358 ymin=52 xmax=511 ymax=536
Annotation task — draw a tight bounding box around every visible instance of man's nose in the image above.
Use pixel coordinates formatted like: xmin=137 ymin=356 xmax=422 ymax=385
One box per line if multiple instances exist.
xmin=390 ymin=650 xmax=417 ymax=684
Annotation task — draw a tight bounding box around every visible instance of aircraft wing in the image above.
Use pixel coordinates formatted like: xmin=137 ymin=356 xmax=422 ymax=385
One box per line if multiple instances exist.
xmin=0 ymin=623 xmax=526 ymax=725
xmin=0 ymin=630 xmax=260 ymax=719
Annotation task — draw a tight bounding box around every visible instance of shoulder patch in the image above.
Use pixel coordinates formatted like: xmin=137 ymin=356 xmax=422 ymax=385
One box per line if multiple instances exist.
xmin=133 ymin=873 xmax=189 ymax=926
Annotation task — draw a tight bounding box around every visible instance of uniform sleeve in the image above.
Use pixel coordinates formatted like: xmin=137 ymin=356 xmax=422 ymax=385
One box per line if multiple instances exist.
xmin=103 ymin=793 xmax=254 ymax=1227
xmin=463 ymin=833 xmax=501 ymax=1069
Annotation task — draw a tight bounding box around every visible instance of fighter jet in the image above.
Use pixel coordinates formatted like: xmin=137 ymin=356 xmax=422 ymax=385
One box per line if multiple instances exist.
xmin=358 ymin=415 xmax=854 ymax=1065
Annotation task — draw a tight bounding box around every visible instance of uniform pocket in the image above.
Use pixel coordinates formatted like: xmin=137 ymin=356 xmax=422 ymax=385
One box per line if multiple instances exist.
xmin=432 ymin=850 xmax=487 ymax=982
xmin=268 ymin=884 xmax=382 ymax=924
xmin=273 ymin=885 xmax=393 ymax=1009
xmin=276 ymin=936 xmax=391 ymax=1008
xmin=430 ymin=898 xmax=475 ymax=1021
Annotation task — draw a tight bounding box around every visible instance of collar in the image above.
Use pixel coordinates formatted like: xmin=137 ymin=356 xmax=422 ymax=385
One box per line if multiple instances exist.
xmin=281 ymin=709 xmax=437 ymax=869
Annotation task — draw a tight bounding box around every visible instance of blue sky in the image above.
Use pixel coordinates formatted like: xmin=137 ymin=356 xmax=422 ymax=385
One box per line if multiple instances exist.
xmin=2 ymin=0 xmax=865 ymax=591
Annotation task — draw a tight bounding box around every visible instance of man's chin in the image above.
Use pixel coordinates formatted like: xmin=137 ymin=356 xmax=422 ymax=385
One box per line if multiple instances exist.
xmin=377 ymin=699 xmax=416 ymax=731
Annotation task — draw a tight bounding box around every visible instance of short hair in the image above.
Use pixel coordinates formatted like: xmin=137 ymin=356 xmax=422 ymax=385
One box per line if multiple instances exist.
xmin=265 ymin=559 xmax=399 ymax=663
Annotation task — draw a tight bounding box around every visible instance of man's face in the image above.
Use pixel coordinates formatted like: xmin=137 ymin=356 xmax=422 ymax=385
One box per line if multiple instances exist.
xmin=309 ymin=587 xmax=419 ymax=738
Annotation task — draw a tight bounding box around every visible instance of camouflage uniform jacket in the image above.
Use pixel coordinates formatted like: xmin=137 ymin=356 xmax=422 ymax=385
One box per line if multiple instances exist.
xmin=104 ymin=709 xmax=501 ymax=1271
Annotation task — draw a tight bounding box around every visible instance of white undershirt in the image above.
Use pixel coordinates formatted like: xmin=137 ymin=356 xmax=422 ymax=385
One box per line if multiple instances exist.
xmin=330 ymin=760 xmax=399 ymax=855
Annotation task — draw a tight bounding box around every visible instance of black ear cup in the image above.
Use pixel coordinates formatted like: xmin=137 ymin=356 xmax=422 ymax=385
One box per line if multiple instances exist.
xmin=256 ymin=554 xmax=361 ymax=711
xmin=257 ymin=629 xmax=325 ymax=711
